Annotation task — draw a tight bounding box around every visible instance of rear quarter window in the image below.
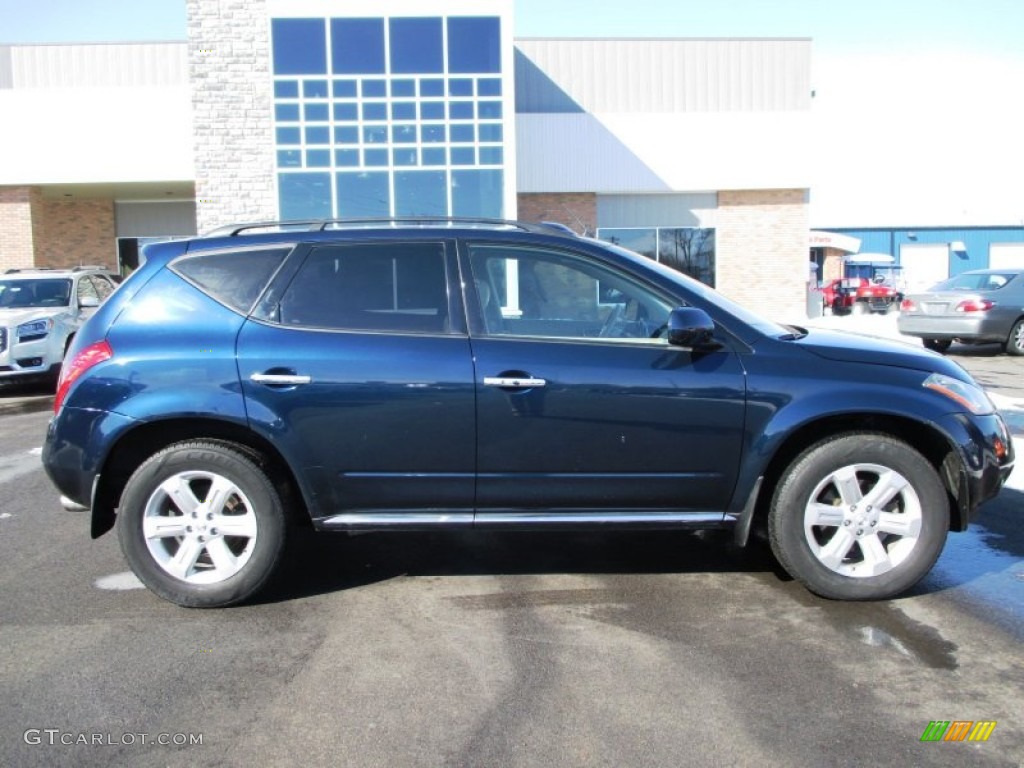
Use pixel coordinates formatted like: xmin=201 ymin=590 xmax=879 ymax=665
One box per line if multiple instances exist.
xmin=171 ymin=247 xmax=291 ymax=313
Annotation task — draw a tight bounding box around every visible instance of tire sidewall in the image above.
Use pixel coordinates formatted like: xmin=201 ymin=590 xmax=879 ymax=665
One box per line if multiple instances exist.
xmin=1007 ymin=319 xmax=1024 ymax=356
xmin=117 ymin=442 xmax=286 ymax=608
xmin=769 ymin=435 xmax=949 ymax=600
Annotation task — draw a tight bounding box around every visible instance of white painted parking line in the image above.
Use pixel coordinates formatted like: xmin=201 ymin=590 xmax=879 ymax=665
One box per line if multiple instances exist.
xmin=0 ymin=449 xmax=43 ymax=486
xmin=94 ymin=572 xmax=145 ymax=591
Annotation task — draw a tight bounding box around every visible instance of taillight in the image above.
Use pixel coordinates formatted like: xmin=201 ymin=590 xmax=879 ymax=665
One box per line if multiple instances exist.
xmin=900 ymin=298 xmax=917 ymax=312
xmin=955 ymin=299 xmax=995 ymax=313
xmin=55 ymin=340 xmax=113 ymax=413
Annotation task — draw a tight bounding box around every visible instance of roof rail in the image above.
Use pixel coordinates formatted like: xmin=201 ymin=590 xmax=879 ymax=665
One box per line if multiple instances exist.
xmin=5 ymin=265 xmax=110 ymax=274
xmin=202 ymin=217 xmax=580 ymax=238
xmin=71 ymin=265 xmax=110 ymax=272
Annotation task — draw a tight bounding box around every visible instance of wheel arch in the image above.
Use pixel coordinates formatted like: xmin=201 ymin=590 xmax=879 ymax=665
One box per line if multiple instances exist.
xmin=742 ymin=413 xmax=964 ymax=545
xmin=91 ymin=417 xmax=309 ymax=539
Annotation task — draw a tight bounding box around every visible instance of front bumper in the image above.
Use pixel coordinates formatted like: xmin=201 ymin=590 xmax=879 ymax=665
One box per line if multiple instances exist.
xmin=940 ymin=410 xmax=1015 ymax=528
xmin=0 ymin=329 xmax=62 ymax=379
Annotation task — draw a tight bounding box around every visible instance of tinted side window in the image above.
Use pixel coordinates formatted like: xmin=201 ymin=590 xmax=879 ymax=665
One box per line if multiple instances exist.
xmin=89 ymin=275 xmax=115 ymax=300
xmin=76 ymin=276 xmax=99 ymax=302
xmin=278 ymin=242 xmax=449 ymax=333
xmin=173 ymin=248 xmax=291 ymax=313
xmin=468 ymin=245 xmax=672 ymax=341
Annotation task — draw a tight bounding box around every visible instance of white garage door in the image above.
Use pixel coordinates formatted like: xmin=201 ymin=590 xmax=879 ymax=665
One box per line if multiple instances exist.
xmin=900 ymin=244 xmax=950 ymax=293
xmin=989 ymin=243 xmax=1024 ymax=270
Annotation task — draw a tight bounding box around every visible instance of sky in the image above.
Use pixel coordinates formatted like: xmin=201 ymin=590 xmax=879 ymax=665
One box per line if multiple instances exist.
xmin=1 ymin=0 xmax=1022 ymax=226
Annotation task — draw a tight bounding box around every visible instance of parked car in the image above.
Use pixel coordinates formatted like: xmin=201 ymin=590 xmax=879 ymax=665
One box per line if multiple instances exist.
xmin=898 ymin=268 xmax=1024 ymax=355
xmin=42 ymin=220 xmax=1014 ymax=607
xmin=0 ymin=266 xmax=119 ymax=384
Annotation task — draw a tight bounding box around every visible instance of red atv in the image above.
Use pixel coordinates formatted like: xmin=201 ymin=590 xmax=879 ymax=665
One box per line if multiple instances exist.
xmin=822 ymin=257 xmax=904 ymax=315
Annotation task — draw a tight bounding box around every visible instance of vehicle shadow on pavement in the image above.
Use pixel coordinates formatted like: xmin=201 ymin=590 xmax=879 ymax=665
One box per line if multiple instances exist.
xmin=257 ymin=527 xmax=787 ymax=605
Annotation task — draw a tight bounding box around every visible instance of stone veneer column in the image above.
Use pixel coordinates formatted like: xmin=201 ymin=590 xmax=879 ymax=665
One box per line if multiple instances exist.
xmin=187 ymin=0 xmax=277 ymax=233
xmin=715 ymin=189 xmax=810 ymax=321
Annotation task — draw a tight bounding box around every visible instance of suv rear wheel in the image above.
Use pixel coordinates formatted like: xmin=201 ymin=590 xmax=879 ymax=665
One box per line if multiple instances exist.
xmin=768 ymin=433 xmax=948 ymax=600
xmin=117 ymin=441 xmax=287 ymax=608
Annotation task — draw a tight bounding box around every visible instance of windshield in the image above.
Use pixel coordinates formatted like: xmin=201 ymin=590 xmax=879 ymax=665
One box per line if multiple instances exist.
xmin=930 ymin=272 xmax=1017 ymax=292
xmin=0 ymin=278 xmax=72 ymax=308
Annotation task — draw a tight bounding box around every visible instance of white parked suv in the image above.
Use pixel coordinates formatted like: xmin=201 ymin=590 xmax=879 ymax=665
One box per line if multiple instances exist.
xmin=0 ymin=266 xmax=119 ymax=384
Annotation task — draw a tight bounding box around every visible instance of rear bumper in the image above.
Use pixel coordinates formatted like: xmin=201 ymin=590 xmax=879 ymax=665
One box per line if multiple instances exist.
xmin=897 ymin=314 xmax=1007 ymax=342
xmin=42 ymin=407 xmax=139 ymax=508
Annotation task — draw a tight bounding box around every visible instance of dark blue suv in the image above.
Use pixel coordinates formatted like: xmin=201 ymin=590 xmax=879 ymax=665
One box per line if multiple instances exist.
xmin=42 ymin=220 xmax=1014 ymax=607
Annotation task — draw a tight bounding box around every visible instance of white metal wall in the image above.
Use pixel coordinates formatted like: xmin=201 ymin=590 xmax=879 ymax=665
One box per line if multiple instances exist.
xmin=989 ymin=244 xmax=1024 ymax=270
xmin=115 ymin=201 xmax=197 ymax=238
xmin=597 ymin=193 xmax=718 ymax=228
xmin=515 ymin=38 xmax=812 ymax=114
xmin=900 ymin=243 xmax=950 ymax=292
xmin=1 ymin=43 xmax=187 ymax=89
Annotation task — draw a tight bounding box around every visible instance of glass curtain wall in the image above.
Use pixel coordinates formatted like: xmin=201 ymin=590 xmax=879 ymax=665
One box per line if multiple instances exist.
xmin=271 ymin=15 xmax=506 ymax=220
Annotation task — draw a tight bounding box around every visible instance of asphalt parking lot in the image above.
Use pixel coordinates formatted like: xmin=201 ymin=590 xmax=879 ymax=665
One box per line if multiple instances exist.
xmin=1 ymin=323 xmax=1022 ymax=767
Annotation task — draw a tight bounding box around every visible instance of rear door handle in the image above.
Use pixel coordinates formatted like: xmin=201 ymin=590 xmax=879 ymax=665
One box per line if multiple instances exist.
xmin=250 ymin=373 xmax=312 ymax=386
xmin=484 ymin=376 xmax=546 ymax=389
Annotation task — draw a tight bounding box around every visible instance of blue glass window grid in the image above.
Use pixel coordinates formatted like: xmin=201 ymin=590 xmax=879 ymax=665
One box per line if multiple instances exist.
xmin=333 ymin=103 xmax=358 ymax=121
xmin=450 ymin=125 xmax=474 ymax=143
xmin=306 ymin=149 xmax=331 ymax=167
xmin=361 ymin=79 xmax=386 ymax=97
xmin=332 ymin=80 xmax=357 ymax=98
xmin=362 ymin=103 xmax=388 ymax=121
xmin=449 ymin=79 xmax=473 ymax=97
xmin=449 ymin=102 xmax=474 ymax=120
xmin=334 ymin=126 xmax=359 ymax=144
xmin=391 ymin=79 xmax=415 ymax=97
xmin=420 ymin=102 xmax=445 ymax=120
xmin=275 ymin=103 xmax=300 ymax=122
xmin=304 ymin=103 xmax=329 ymax=122
xmin=273 ymin=16 xmax=508 ymax=217
xmin=274 ymin=80 xmax=299 ymax=98
xmin=303 ymin=80 xmax=328 ymax=98
xmin=391 ymin=102 xmax=416 ymax=120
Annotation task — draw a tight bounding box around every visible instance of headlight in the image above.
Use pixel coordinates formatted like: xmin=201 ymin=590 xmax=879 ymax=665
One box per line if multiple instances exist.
xmin=923 ymin=373 xmax=995 ymax=415
xmin=16 ymin=318 xmax=53 ymax=340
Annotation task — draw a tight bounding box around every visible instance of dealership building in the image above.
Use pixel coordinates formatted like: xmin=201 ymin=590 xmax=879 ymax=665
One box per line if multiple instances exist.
xmin=1 ymin=0 xmax=940 ymax=321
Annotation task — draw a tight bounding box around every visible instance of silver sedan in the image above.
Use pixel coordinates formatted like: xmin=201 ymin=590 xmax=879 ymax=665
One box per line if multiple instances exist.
xmin=897 ymin=268 xmax=1024 ymax=355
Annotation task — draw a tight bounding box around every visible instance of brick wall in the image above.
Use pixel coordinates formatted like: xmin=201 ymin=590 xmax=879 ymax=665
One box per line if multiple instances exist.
xmin=0 ymin=186 xmax=40 ymax=271
xmin=716 ymin=189 xmax=810 ymax=320
xmin=187 ymin=0 xmax=276 ymax=233
xmin=518 ymin=193 xmax=597 ymax=236
xmin=35 ymin=199 xmax=117 ymax=270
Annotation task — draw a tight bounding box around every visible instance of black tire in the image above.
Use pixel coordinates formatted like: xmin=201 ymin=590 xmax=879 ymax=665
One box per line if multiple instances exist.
xmin=117 ymin=441 xmax=287 ymax=608
xmin=768 ymin=433 xmax=948 ymax=600
xmin=1006 ymin=318 xmax=1024 ymax=356
xmin=922 ymin=338 xmax=951 ymax=354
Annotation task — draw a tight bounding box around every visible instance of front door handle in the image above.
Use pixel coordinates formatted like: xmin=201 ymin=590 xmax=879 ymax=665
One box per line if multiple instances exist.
xmin=250 ymin=372 xmax=312 ymax=386
xmin=484 ymin=376 xmax=546 ymax=389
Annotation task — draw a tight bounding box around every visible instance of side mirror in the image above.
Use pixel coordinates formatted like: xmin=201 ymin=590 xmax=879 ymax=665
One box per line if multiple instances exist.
xmin=79 ymin=296 xmax=100 ymax=309
xmin=667 ymin=306 xmax=717 ymax=349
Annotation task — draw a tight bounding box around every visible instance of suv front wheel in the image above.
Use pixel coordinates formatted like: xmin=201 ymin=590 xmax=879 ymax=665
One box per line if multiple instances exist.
xmin=117 ymin=441 xmax=287 ymax=608
xmin=768 ymin=433 xmax=948 ymax=600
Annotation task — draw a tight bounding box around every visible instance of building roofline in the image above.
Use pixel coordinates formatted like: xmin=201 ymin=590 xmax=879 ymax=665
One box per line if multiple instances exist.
xmin=515 ymin=36 xmax=813 ymax=43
